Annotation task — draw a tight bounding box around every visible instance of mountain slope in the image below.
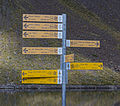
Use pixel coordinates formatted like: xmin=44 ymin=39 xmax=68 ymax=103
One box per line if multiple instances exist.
xmin=0 ymin=0 xmax=120 ymax=84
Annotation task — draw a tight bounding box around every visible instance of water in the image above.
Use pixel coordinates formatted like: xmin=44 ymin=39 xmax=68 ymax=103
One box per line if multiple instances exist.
xmin=0 ymin=90 xmax=120 ymax=106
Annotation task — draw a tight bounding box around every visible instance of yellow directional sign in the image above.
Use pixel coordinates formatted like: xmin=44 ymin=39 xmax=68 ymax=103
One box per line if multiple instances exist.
xmin=22 ymin=31 xmax=62 ymax=39
xmin=22 ymin=77 xmax=62 ymax=84
xmin=66 ymin=40 xmax=100 ymax=48
xmin=66 ymin=63 xmax=103 ymax=70
xmin=22 ymin=70 xmax=62 ymax=78
xmin=23 ymin=22 xmax=63 ymax=30
xmin=65 ymin=54 xmax=74 ymax=62
xmin=23 ymin=14 xmax=63 ymax=22
xmin=22 ymin=47 xmax=62 ymax=55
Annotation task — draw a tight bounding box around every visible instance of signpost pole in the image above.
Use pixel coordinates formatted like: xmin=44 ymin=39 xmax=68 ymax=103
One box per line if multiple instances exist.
xmin=62 ymin=14 xmax=66 ymax=106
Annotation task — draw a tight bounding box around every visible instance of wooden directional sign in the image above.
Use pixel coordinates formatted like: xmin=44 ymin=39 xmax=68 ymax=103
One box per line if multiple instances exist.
xmin=66 ymin=40 xmax=100 ymax=48
xmin=23 ymin=14 xmax=63 ymax=22
xmin=22 ymin=31 xmax=62 ymax=39
xmin=23 ymin=22 xmax=63 ymax=30
xmin=22 ymin=70 xmax=62 ymax=78
xmin=66 ymin=62 xmax=103 ymax=70
xmin=22 ymin=47 xmax=62 ymax=55
xmin=22 ymin=77 xmax=62 ymax=84
xmin=65 ymin=54 xmax=74 ymax=62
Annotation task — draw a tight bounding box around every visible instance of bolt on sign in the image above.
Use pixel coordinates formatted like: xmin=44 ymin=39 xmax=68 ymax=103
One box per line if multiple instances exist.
xmin=23 ymin=22 xmax=63 ymax=30
xmin=66 ymin=62 xmax=103 ymax=70
xmin=65 ymin=54 xmax=74 ymax=62
xmin=22 ymin=70 xmax=62 ymax=78
xmin=22 ymin=47 xmax=62 ymax=55
xmin=23 ymin=14 xmax=63 ymax=22
xmin=66 ymin=40 xmax=100 ymax=48
xmin=22 ymin=31 xmax=62 ymax=39
xmin=22 ymin=77 xmax=62 ymax=84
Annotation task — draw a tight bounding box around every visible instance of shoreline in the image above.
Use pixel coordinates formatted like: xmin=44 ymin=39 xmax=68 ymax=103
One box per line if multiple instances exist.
xmin=0 ymin=85 xmax=120 ymax=91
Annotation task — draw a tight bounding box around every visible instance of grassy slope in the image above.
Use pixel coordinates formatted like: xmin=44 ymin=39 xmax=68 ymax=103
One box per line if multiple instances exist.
xmin=0 ymin=0 xmax=120 ymax=85
xmin=58 ymin=0 xmax=120 ymax=85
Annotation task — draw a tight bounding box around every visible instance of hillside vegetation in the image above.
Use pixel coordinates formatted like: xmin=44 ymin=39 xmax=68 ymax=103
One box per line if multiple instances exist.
xmin=0 ymin=0 xmax=120 ymax=85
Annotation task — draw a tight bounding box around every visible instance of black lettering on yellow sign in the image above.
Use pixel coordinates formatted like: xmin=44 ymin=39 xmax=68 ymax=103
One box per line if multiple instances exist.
xmin=70 ymin=63 xmax=103 ymax=70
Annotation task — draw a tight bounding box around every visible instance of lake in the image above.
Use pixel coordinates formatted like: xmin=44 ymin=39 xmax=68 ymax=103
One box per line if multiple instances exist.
xmin=0 ymin=90 xmax=120 ymax=106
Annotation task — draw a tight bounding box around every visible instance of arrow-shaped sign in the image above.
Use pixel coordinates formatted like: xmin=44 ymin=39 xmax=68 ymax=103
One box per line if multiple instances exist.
xmin=22 ymin=31 xmax=62 ymax=39
xmin=66 ymin=40 xmax=100 ymax=48
xmin=65 ymin=54 xmax=74 ymax=62
xmin=66 ymin=62 xmax=103 ymax=70
xmin=23 ymin=22 xmax=63 ymax=30
xmin=22 ymin=47 xmax=62 ymax=55
xmin=23 ymin=14 xmax=63 ymax=22
xmin=22 ymin=70 xmax=62 ymax=78
xmin=22 ymin=77 xmax=62 ymax=84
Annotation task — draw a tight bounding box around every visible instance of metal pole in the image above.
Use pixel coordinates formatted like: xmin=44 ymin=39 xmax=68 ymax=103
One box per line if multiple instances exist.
xmin=62 ymin=14 xmax=66 ymax=106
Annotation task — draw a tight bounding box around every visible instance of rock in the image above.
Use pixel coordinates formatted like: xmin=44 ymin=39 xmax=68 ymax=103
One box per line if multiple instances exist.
xmin=7 ymin=56 xmax=11 ymax=59
xmin=14 ymin=51 xmax=17 ymax=55
xmin=114 ymin=65 xmax=120 ymax=72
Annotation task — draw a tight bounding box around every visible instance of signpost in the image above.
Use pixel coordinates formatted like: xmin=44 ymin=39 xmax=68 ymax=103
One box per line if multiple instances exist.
xmin=62 ymin=14 xmax=66 ymax=106
xmin=66 ymin=63 xmax=103 ymax=70
xmin=22 ymin=13 xmax=103 ymax=106
xmin=23 ymin=22 xmax=63 ymax=30
xmin=22 ymin=77 xmax=62 ymax=84
xmin=65 ymin=54 xmax=74 ymax=62
xmin=23 ymin=14 xmax=63 ymax=22
xmin=22 ymin=31 xmax=62 ymax=39
xmin=66 ymin=40 xmax=100 ymax=48
xmin=22 ymin=47 xmax=62 ymax=55
xmin=22 ymin=70 xmax=62 ymax=78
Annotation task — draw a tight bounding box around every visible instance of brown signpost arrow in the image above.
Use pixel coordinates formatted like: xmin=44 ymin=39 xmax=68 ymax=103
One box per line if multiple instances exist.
xmin=22 ymin=47 xmax=62 ymax=55
xmin=23 ymin=22 xmax=63 ymax=30
xmin=66 ymin=40 xmax=100 ymax=48
xmin=22 ymin=31 xmax=62 ymax=39
xmin=23 ymin=14 xmax=63 ymax=22
xmin=65 ymin=54 xmax=74 ymax=62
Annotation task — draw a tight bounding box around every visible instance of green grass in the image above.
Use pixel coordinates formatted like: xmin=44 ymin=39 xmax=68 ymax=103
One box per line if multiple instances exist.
xmin=0 ymin=31 xmax=61 ymax=84
xmin=68 ymin=67 xmax=120 ymax=85
xmin=89 ymin=32 xmax=100 ymax=37
xmin=0 ymin=31 xmax=120 ymax=85
xmin=117 ymin=44 xmax=120 ymax=50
